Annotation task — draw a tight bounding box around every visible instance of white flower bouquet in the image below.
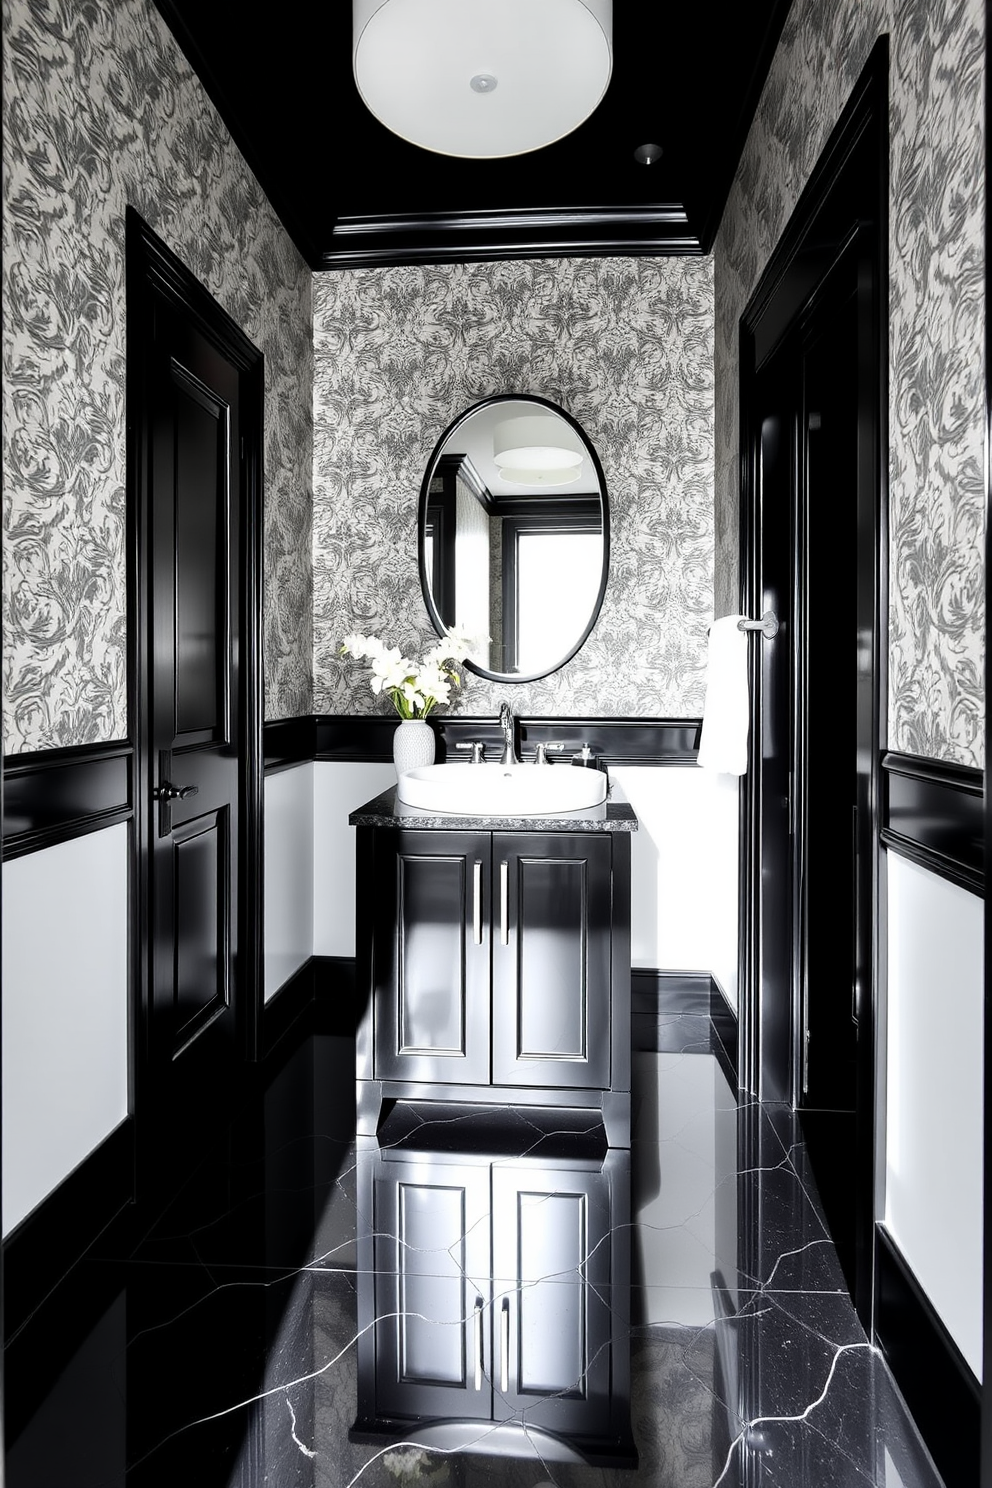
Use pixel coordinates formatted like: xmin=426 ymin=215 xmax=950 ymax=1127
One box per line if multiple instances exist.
xmin=340 ymin=624 xmax=480 ymax=719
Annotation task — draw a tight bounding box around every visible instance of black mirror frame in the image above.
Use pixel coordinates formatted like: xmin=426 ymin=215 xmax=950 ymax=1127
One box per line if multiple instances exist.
xmin=417 ymin=393 xmax=610 ymax=684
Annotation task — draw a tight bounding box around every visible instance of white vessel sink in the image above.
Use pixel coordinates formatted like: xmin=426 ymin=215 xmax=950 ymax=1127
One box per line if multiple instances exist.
xmin=396 ymin=762 xmax=607 ymax=816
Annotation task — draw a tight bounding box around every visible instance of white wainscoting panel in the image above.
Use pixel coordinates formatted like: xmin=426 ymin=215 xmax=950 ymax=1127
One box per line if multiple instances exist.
xmin=264 ymin=763 xmax=315 ymax=1001
xmin=611 ymin=765 xmax=739 ymax=1007
xmin=2 ymin=824 xmax=129 ymax=1235
xmin=884 ymin=852 xmax=984 ymax=1379
xmin=314 ymin=761 xmax=396 ymax=957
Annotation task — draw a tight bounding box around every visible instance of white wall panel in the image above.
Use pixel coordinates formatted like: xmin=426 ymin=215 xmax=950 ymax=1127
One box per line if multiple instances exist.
xmin=612 ymin=765 xmax=739 ymax=1007
xmin=264 ymin=763 xmax=315 ymax=1001
xmin=313 ymin=762 xmax=395 ymax=957
xmin=2 ymin=825 xmax=129 ymax=1235
xmin=884 ymin=853 xmax=983 ymax=1379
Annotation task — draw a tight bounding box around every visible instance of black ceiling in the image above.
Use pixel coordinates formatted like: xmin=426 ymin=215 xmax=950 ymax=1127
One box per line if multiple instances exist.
xmin=154 ymin=2 xmax=793 ymax=271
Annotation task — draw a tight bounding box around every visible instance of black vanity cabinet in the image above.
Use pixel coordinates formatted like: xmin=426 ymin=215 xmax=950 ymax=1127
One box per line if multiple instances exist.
xmin=353 ymin=1137 xmax=635 ymax=1464
xmin=351 ymin=792 xmax=636 ymax=1146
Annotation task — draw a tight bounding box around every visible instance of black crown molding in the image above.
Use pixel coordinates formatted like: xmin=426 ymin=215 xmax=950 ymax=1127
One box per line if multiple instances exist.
xmin=317 ymin=207 xmax=699 ymax=272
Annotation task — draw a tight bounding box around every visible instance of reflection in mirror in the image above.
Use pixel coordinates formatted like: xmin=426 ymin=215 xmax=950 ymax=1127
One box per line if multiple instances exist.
xmin=419 ymin=396 xmax=609 ymax=682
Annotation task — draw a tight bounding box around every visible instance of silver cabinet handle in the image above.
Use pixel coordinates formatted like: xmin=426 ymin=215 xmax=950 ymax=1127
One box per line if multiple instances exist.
xmin=500 ymin=1297 xmax=510 ymax=1393
xmin=473 ymin=860 xmax=482 ymax=944
xmin=474 ymin=1296 xmax=484 ymax=1390
xmin=500 ymin=861 xmax=509 ymax=945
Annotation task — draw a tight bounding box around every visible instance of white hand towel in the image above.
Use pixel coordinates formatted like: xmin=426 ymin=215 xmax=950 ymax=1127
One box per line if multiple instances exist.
xmin=697 ymin=616 xmax=749 ymax=775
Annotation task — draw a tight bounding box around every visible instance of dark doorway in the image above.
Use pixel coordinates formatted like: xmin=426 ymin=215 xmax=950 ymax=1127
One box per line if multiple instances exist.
xmin=127 ymin=209 xmax=263 ymax=1195
xmin=738 ymin=45 xmax=887 ymax=1321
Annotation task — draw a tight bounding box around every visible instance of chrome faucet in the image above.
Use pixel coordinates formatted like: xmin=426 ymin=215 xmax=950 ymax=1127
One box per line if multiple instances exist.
xmin=498 ymin=702 xmax=518 ymax=765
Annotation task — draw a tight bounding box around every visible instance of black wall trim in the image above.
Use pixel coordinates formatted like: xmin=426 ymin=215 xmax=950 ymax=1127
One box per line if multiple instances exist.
xmin=881 ymin=751 xmax=983 ymax=894
xmin=265 ymin=715 xmax=703 ymax=770
xmin=318 ymin=209 xmax=699 ymax=272
xmin=874 ymin=1225 xmax=980 ymax=1488
xmin=630 ymin=969 xmax=738 ymax=1085
xmin=314 ymin=955 xmax=361 ymax=1035
xmin=261 ymin=956 xmax=318 ymax=1059
xmin=264 ymin=716 xmax=318 ymax=774
xmin=264 ymin=955 xmax=361 ymax=1040
xmin=631 ymin=968 xmax=714 ymax=1015
xmin=2 ymin=742 xmax=132 ymax=860
xmin=3 ymin=1117 xmax=134 ymax=1341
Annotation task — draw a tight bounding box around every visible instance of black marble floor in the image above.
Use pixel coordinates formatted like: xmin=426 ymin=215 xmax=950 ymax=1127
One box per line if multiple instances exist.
xmin=5 ymin=1019 xmax=946 ymax=1488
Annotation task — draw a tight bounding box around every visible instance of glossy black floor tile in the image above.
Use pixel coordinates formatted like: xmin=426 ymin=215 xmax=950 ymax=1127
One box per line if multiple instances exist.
xmin=5 ymin=1033 xmax=945 ymax=1488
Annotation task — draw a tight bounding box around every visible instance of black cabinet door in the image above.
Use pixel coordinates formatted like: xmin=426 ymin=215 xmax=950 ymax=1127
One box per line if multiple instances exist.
xmin=490 ymin=1162 xmax=613 ymax=1437
xmin=491 ymin=833 xmax=612 ymax=1090
xmin=372 ymin=831 xmax=491 ymax=1084
xmin=373 ymin=1153 xmax=492 ymax=1422
xmin=369 ymin=1147 xmax=616 ymax=1438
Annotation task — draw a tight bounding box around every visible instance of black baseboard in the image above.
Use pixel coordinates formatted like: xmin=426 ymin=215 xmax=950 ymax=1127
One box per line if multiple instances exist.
xmin=262 ymin=956 xmax=319 ymax=1058
xmin=631 ymin=968 xmax=713 ymax=1015
xmin=3 ymin=1117 xmax=134 ymax=1341
xmin=874 ymin=1225 xmax=980 ymax=1488
xmin=263 ymin=955 xmax=361 ymax=1050
xmin=708 ymin=977 xmax=738 ymax=1085
xmin=630 ymin=969 xmax=738 ymax=1084
xmin=314 ymin=955 xmax=360 ymax=1034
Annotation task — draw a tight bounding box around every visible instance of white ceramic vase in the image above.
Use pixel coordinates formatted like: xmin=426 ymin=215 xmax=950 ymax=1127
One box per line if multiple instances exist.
xmin=393 ymin=718 xmax=435 ymax=776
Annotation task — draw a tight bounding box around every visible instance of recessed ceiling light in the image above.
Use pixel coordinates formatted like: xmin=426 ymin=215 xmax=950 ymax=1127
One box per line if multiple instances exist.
xmin=634 ymin=142 xmax=663 ymax=165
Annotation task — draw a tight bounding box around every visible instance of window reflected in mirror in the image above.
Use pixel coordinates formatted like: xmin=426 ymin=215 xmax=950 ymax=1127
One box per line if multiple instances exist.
xmin=418 ymin=396 xmax=609 ymax=683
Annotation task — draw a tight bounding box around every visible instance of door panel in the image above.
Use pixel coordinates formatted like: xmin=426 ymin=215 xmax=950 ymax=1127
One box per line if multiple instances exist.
xmin=373 ymin=1156 xmax=491 ymax=1421
xmin=754 ymin=367 xmax=795 ymax=1106
xmin=372 ymin=830 xmax=491 ymax=1084
xmin=171 ymin=807 xmax=230 ymax=1051
xmin=492 ymin=834 xmax=611 ymax=1089
xmin=491 ymin=1164 xmax=612 ymax=1435
xmin=800 ymin=279 xmax=859 ymax=1113
xmin=172 ymin=364 xmax=230 ymax=744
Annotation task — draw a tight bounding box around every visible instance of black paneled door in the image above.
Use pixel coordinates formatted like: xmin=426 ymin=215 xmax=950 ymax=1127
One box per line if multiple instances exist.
xmin=128 ymin=210 xmax=262 ymax=1186
xmin=739 ymin=50 xmax=885 ymax=1322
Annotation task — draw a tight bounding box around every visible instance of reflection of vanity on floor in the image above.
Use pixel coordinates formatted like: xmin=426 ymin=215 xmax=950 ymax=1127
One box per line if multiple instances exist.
xmin=349 ymin=788 xmax=637 ymax=1148
xmin=351 ymin=1113 xmax=636 ymax=1467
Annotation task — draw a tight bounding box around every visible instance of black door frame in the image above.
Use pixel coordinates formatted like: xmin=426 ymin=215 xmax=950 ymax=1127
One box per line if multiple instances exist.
xmin=737 ymin=42 xmax=888 ymax=1327
xmin=125 ymin=208 xmax=265 ymax=1145
xmin=983 ymin=0 xmax=992 ymax=1472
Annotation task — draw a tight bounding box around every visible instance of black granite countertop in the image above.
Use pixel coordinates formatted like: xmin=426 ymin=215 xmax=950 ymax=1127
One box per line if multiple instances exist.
xmin=348 ymin=782 xmax=638 ymax=833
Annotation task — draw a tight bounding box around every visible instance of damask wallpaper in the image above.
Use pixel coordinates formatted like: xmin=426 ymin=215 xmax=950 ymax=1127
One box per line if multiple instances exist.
xmin=2 ymin=0 xmax=314 ymax=753
xmin=313 ymin=257 xmax=715 ymax=719
xmin=714 ymin=0 xmax=985 ymax=768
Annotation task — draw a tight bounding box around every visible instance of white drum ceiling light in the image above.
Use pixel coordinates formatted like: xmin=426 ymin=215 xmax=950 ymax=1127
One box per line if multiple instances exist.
xmin=493 ymin=415 xmax=584 ymax=486
xmin=353 ymin=0 xmax=613 ymax=159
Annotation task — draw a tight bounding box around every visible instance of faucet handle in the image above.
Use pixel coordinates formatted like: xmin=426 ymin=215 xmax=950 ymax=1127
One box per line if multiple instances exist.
xmin=531 ymin=742 xmax=565 ymax=765
xmin=456 ymin=740 xmax=486 ymax=764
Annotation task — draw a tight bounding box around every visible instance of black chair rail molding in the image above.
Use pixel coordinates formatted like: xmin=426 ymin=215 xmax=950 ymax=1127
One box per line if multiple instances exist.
xmin=880 ymin=751 xmax=983 ymax=894
xmin=2 ymin=742 xmax=133 ymax=860
xmin=263 ymin=715 xmax=703 ymax=774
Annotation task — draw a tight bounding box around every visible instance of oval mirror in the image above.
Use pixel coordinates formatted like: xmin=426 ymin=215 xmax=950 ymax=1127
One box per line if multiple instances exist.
xmin=418 ymin=395 xmax=609 ymax=682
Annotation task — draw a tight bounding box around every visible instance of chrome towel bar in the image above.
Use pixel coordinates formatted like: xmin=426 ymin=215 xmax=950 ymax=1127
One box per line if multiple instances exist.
xmin=737 ymin=610 xmax=779 ymax=639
